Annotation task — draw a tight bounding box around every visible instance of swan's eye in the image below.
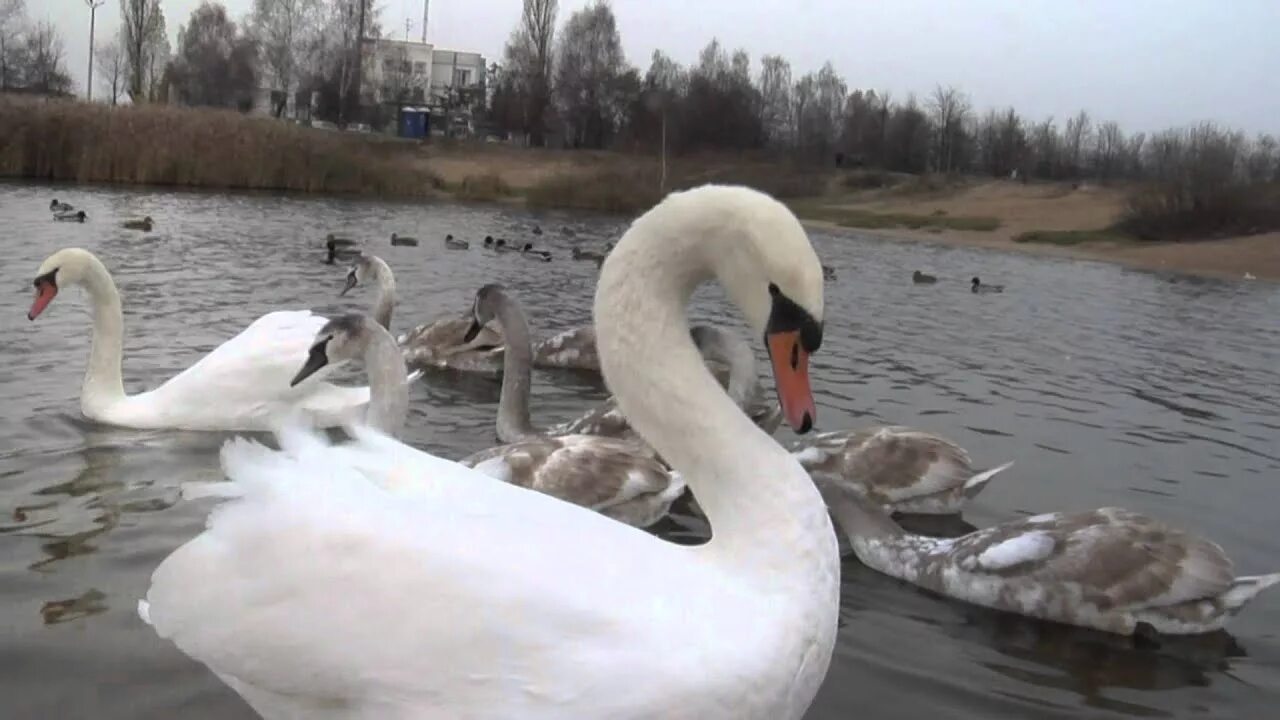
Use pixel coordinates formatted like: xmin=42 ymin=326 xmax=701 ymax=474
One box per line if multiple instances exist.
xmin=34 ymin=269 xmax=58 ymax=288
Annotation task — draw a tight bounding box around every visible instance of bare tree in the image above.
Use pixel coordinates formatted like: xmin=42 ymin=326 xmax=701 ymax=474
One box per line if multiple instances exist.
xmin=1244 ymin=134 xmax=1277 ymax=184
xmin=1063 ymin=110 xmax=1091 ymax=178
xmin=808 ymin=61 xmax=846 ymax=160
xmin=683 ymin=39 xmax=761 ymax=150
xmin=757 ymin=54 xmax=791 ymax=147
xmin=886 ymin=94 xmax=930 ymax=173
xmin=501 ymin=0 xmax=552 ymax=144
xmin=94 ymin=37 xmax=125 ymax=103
xmin=0 ymin=0 xmax=25 ymax=90
xmin=120 ymin=0 xmax=165 ymax=101
xmin=792 ymin=72 xmax=815 ymax=151
xmin=1092 ymin=120 xmax=1125 ymax=180
xmin=167 ymin=2 xmax=257 ymax=110
xmin=20 ymin=20 xmax=72 ymax=94
xmin=928 ymin=84 xmax=970 ymax=173
xmin=554 ymin=1 xmax=628 ymax=148
xmin=250 ymin=0 xmax=320 ymax=117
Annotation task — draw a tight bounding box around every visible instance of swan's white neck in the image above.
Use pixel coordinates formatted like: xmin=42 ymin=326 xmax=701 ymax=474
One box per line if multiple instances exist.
xmin=77 ymin=258 xmax=128 ymax=416
xmin=368 ymin=258 xmax=396 ymax=331
xmin=361 ymin=323 xmax=410 ymax=435
xmin=594 ymin=198 xmax=838 ymax=586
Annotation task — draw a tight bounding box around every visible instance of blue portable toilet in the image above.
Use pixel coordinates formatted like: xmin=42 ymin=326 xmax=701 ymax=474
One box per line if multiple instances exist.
xmin=399 ymin=106 xmax=428 ymax=139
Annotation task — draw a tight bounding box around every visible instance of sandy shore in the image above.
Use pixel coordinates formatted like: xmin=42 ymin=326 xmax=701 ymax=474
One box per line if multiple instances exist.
xmin=807 ymin=180 xmax=1279 ymax=281
xmin=817 ymin=222 xmax=1280 ymax=282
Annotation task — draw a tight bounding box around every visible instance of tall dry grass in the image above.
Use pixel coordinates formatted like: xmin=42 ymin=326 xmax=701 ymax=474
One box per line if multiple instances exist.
xmin=524 ymin=158 xmax=831 ymax=214
xmin=0 ymin=95 xmax=442 ymax=197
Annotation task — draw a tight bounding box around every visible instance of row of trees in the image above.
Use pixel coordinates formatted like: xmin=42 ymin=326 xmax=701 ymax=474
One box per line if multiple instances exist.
xmin=1 ymin=0 xmax=379 ymax=121
xmin=490 ymin=1 xmax=1279 ymax=188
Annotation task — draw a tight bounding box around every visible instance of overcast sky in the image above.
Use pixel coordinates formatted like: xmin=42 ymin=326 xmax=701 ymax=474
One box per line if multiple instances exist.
xmin=36 ymin=0 xmax=1280 ymax=135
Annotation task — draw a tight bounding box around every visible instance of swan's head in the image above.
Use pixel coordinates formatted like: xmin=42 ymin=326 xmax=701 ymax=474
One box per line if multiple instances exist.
xmin=495 ymin=238 xmax=506 ymax=247
xmin=28 ymin=248 xmax=102 ymax=321
xmin=49 ymin=199 xmax=59 ymax=210
xmin=971 ymin=276 xmax=980 ymax=286
xmin=484 ymin=236 xmax=493 ymax=245
xmin=292 ymin=314 xmax=370 ymax=386
xmin=463 ymin=283 xmax=508 ymax=343
xmin=523 ymin=243 xmax=534 ymax=251
xmin=693 ymin=187 xmax=824 ymax=433
xmin=340 ymin=254 xmax=379 ymax=296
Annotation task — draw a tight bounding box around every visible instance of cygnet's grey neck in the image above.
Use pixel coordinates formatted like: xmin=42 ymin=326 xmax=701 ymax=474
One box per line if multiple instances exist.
xmin=813 ymin=475 xmax=906 ymax=544
xmin=365 ymin=256 xmax=396 ymax=331
xmin=489 ymin=291 xmax=538 ymax=442
xmin=358 ymin=319 xmax=410 ymax=435
xmin=690 ymin=325 xmax=759 ymax=409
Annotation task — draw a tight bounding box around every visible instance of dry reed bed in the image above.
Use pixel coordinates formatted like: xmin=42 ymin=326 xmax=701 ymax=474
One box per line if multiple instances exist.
xmin=0 ymin=96 xmax=441 ymax=198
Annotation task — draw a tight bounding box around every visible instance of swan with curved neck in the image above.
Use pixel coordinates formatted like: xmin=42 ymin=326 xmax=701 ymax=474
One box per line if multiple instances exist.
xmin=140 ymin=185 xmax=836 ymax=718
xmin=26 ymin=248 xmax=382 ymax=431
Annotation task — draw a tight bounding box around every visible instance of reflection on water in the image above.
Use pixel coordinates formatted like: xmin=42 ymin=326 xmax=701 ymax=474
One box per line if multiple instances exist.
xmin=1 ymin=182 xmax=1278 ymax=719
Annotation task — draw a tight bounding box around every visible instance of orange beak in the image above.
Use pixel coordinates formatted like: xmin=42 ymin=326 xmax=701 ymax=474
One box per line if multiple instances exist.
xmin=28 ymin=281 xmax=57 ymax=321
xmin=766 ymin=330 xmax=816 ymax=433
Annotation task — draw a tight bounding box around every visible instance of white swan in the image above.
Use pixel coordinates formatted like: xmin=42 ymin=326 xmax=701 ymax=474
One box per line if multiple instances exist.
xmin=793 ymin=426 xmax=1012 ymax=514
xmin=139 ymin=184 xmax=837 ymax=719
xmin=27 ymin=248 xmax=381 ymax=431
xmin=818 ymin=479 xmax=1280 ymax=636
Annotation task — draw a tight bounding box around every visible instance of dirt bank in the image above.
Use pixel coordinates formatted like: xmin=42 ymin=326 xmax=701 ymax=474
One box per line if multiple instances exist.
xmin=805 ymin=180 xmax=1278 ymax=281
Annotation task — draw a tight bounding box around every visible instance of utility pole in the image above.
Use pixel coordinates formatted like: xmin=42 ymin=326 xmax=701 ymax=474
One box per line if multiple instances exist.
xmin=421 ymin=0 xmax=429 ymax=43
xmin=85 ymin=0 xmax=104 ymax=101
xmin=404 ymin=17 xmax=413 ymax=41
xmin=351 ymin=0 xmax=367 ymax=126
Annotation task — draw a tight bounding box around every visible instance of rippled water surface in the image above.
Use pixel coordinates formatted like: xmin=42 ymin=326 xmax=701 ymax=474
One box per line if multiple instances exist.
xmin=2 ymin=182 xmax=1279 ymax=719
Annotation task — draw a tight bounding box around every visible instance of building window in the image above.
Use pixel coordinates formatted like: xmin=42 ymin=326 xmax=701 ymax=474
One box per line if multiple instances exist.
xmin=414 ymin=62 xmax=427 ymax=74
xmin=452 ymin=68 xmax=470 ymax=87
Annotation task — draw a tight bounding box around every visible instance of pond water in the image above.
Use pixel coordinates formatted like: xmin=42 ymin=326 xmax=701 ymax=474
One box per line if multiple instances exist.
xmin=2 ymin=181 xmax=1278 ymax=719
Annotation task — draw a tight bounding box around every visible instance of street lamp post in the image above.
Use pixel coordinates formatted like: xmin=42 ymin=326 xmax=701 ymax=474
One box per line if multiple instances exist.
xmin=85 ymin=0 xmax=104 ymax=101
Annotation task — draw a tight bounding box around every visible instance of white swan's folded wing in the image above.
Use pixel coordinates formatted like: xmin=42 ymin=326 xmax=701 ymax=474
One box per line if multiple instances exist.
xmin=143 ymin=310 xmax=368 ymax=425
xmin=150 ymin=310 xmax=330 ymax=396
xmin=143 ymin=427 xmax=698 ymax=716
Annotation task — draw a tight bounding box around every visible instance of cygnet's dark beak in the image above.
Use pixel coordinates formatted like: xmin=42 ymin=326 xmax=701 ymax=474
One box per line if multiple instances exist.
xmin=291 ymin=341 xmax=330 ymax=386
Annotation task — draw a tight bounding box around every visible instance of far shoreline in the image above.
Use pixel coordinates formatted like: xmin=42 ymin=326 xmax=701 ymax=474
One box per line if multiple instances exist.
xmin=807 ymin=220 xmax=1280 ymax=283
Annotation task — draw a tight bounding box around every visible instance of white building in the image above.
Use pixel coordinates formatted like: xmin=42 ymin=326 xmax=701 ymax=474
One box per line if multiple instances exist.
xmin=362 ymin=38 xmax=486 ymax=132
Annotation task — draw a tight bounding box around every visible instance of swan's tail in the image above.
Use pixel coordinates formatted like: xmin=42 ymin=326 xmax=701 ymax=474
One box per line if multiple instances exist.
xmin=963 ymin=461 xmax=1013 ymax=498
xmin=1223 ymin=573 xmax=1280 ymax=612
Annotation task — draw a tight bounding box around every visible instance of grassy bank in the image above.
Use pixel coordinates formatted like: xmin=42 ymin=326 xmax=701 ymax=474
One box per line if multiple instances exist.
xmin=0 ymin=95 xmax=442 ymax=197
